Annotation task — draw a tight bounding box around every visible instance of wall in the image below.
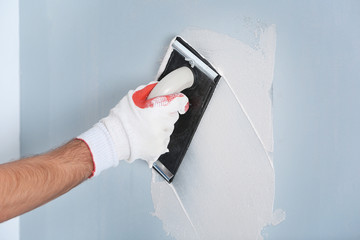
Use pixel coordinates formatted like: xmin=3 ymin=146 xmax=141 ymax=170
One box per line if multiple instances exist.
xmin=0 ymin=0 xmax=20 ymax=239
xmin=19 ymin=0 xmax=360 ymax=239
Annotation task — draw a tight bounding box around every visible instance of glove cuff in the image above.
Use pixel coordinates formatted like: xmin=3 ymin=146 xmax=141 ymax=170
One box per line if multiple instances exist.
xmin=100 ymin=111 xmax=131 ymax=162
xmin=77 ymin=123 xmax=118 ymax=177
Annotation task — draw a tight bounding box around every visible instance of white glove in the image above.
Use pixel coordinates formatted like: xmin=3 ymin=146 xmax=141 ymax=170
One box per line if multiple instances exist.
xmin=77 ymin=81 xmax=189 ymax=177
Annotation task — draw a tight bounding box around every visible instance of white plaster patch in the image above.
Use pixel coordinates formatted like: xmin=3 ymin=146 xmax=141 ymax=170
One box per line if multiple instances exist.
xmin=151 ymin=26 xmax=282 ymax=239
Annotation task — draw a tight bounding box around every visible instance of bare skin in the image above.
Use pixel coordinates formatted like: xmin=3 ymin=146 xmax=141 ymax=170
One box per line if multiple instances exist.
xmin=0 ymin=139 xmax=93 ymax=223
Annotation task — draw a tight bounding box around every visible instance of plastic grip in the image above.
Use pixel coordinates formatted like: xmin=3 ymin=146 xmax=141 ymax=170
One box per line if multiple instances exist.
xmin=148 ymin=67 xmax=194 ymax=99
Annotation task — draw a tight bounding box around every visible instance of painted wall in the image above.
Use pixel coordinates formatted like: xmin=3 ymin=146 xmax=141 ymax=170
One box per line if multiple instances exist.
xmin=19 ymin=0 xmax=360 ymax=239
xmin=0 ymin=0 xmax=20 ymax=239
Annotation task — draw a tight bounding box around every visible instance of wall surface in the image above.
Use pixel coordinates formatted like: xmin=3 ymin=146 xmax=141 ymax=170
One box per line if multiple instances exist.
xmin=0 ymin=0 xmax=20 ymax=239
xmin=19 ymin=0 xmax=360 ymax=239
xmin=150 ymin=27 xmax=278 ymax=239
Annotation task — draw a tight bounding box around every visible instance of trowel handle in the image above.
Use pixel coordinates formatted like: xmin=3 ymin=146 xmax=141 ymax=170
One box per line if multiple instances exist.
xmin=148 ymin=67 xmax=194 ymax=99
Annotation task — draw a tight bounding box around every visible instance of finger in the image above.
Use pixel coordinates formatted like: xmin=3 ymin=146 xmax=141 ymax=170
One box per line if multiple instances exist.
xmin=162 ymin=123 xmax=175 ymax=135
xmin=132 ymin=82 xmax=158 ymax=108
xmin=165 ymin=93 xmax=189 ymax=115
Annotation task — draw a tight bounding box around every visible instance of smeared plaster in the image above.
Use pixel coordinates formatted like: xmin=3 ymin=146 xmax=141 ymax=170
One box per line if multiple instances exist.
xmin=151 ymin=26 xmax=283 ymax=239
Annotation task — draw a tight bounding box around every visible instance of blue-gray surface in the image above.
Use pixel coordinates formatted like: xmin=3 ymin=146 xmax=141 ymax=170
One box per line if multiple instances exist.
xmin=20 ymin=0 xmax=360 ymax=239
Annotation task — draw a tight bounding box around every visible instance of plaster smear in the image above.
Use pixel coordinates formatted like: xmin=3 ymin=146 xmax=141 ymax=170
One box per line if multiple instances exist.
xmin=151 ymin=26 xmax=284 ymax=239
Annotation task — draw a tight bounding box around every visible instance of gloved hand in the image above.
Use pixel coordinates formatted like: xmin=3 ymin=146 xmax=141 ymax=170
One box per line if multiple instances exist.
xmin=77 ymin=81 xmax=189 ymax=177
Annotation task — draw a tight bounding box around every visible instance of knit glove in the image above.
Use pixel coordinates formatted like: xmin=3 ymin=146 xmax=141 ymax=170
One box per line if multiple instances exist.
xmin=77 ymin=81 xmax=189 ymax=177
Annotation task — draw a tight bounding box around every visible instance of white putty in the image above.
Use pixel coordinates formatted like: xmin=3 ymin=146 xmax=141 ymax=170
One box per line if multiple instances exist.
xmin=151 ymin=26 xmax=283 ymax=239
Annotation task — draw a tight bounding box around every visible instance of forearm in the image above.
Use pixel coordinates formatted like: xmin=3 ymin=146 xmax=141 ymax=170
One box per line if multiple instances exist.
xmin=0 ymin=139 xmax=93 ymax=223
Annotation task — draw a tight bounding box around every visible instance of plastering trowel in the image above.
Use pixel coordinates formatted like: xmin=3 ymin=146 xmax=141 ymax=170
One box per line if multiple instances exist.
xmin=150 ymin=37 xmax=221 ymax=183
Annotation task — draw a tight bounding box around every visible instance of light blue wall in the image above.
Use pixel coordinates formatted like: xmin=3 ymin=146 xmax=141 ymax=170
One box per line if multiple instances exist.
xmin=0 ymin=0 xmax=20 ymax=239
xmin=20 ymin=0 xmax=360 ymax=239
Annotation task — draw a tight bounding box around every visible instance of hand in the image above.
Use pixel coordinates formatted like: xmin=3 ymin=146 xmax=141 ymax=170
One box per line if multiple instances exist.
xmin=78 ymin=81 xmax=189 ymax=177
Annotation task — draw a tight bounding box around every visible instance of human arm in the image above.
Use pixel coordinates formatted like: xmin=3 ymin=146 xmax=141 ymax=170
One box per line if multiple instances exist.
xmin=0 ymin=81 xmax=188 ymax=223
xmin=0 ymin=139 xmax=93 ymax=223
